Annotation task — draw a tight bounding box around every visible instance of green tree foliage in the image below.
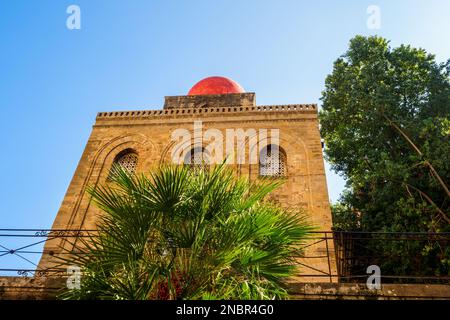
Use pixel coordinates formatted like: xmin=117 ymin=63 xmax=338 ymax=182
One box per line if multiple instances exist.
xmin=321 ymin=35 xmax=450 ymax=233
xmin=59 ymin=164 xmax=312 ymax=300
xmin=321 ymin=36 xmax=450 ymax=281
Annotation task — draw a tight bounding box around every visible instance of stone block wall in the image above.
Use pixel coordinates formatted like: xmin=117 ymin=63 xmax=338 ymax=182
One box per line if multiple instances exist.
xmin=38 ymin=99 xmax=335 ymax=281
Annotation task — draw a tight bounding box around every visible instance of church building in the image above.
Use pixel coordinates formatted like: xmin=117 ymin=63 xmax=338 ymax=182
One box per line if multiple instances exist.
xmin=39 ymin=76 xmax=335 ymax=281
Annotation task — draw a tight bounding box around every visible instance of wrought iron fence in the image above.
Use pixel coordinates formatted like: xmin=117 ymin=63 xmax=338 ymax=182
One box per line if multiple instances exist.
xmin=333 ymin=231 xmax=450 ymax=284
xmin=1 ymin=229 xmax=449 ymax=284
xmin=0 ymin=229 xmax=95 ymax=278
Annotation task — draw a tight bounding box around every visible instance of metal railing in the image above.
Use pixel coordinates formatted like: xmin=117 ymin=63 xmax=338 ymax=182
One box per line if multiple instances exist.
xmin=1 ymin=229 xmax=449 ymax=284
xmin=332 ymin=231 xmax=450 ymax=284
xmin=0 ymin=229 xmax=95 ymax=278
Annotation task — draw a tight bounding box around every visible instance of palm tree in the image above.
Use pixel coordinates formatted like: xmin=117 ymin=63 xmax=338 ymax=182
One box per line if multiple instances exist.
xmin=59 ymin=164 xmax=313 ymax=300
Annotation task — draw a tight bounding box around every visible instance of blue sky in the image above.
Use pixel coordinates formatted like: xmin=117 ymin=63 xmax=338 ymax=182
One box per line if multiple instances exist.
xmin=0 ymin=0 xmax=449 ymax=235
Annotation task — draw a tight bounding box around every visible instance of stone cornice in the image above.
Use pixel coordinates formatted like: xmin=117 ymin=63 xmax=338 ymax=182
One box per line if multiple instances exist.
xmin=93 ymin=117 xmax=318 ymax=128
xmin=96 ymin=104 xmax=318 ymax=122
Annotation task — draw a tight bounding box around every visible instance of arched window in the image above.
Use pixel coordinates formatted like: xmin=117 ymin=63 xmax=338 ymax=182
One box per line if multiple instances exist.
xmin=259 ymin=144 xmax=287 ymax=177
xmin=184 ymin=146 xmax=210 ymax=170
xmin=108 ymin=149 xmax=138 ymax=179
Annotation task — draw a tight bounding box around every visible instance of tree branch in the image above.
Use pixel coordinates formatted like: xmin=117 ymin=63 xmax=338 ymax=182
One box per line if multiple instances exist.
xmin=382 ymin=113 xmax=450 ymax=199
xmin=404 ymin=183 xmax=450 ymax=224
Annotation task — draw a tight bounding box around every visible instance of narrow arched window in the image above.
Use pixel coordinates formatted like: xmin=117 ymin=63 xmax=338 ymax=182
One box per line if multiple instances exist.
xmin=108 ymin=149 xmax=138 ymax=179
xmin=259 ymin=144 xmax=287 ymax=177
xmin=184 ymin=146 xmax=210 ymax=171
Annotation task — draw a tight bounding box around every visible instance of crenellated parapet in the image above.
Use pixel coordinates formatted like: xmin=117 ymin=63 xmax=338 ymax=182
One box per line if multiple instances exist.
xmin=96 ymin=104 xmax=317 ymax=121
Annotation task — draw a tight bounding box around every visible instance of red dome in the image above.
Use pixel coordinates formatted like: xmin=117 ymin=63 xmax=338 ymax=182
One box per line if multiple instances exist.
xmin=188 ymin=76 xmax=245 ymax=95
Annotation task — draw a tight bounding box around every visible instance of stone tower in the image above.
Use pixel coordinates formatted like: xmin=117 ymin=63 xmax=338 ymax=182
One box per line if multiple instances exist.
xmin=38 ymin=76 xmax=335 ymax=282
